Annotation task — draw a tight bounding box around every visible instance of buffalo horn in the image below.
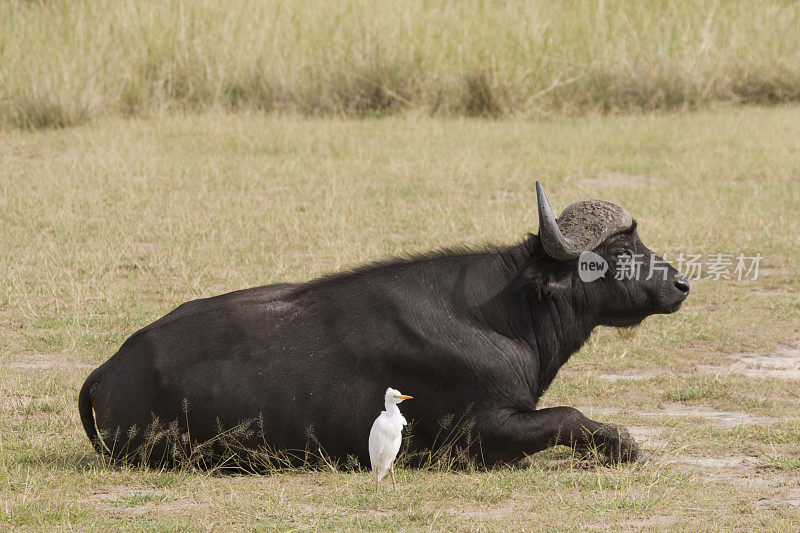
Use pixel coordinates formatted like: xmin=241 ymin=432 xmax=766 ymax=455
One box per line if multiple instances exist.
xmin=536 ymin=181 xmax=633 ymax=261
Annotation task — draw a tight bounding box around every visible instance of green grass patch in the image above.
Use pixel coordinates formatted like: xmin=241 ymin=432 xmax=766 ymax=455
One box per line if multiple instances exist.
xmin=2 ymin=108 xmax=800 ymax=529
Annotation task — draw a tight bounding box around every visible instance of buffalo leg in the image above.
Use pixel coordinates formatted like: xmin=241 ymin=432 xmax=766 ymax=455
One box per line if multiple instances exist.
xmin=480 ymin=406 xmax=645 ymax=464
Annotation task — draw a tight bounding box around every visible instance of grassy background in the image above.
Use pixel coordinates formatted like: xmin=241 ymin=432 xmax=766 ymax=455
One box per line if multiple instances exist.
xmin=2 ymin=107 xmax=800 ymax=529
xmin=3 ymin=0 xmax=800 ymax=128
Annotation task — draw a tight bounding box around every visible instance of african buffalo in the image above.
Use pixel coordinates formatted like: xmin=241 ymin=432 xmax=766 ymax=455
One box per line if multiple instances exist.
xmin=79 ymin=182 xmax=689 ymax=468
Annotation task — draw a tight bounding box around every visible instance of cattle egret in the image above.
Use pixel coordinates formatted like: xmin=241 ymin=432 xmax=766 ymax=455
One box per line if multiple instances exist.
xmin=368 ymin=387 xmax=412 ymax=490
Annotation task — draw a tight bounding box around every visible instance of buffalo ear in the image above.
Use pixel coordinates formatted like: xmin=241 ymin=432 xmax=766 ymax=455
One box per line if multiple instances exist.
xmin=519 ymin=256 xmax=575 ymax=298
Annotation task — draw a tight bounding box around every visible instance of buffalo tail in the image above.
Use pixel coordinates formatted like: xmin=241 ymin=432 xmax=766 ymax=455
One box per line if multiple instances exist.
xmin=78 ymin=373 xmax=108 ymax=456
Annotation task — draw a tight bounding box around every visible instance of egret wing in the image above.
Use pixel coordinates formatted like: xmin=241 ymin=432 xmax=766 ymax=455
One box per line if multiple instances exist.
xmin=369 ymin=413 xmax=397 ymax=480
xmin=368 ymin=414 xmax=387 ymax=474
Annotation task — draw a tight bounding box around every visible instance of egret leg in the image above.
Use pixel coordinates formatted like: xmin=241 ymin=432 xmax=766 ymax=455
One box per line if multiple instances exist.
xmin=390 ymin=462 xmax=396 ymax=489
xmin=374 ymin=469 xmax=378 ymax=492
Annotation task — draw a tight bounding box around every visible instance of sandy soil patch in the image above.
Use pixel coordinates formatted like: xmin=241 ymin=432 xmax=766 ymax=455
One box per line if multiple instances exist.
xmin=757 ymin=489 xmax=800 ymax=509
xmin=577 ymin=404 xmax=774 ymax=429
xmin=729 ymin=353 xmax=800 ymax=380
xmin=676 ymin=455 xmax=761 ymax=469
xmin=656 ymin=402 xmax=776 ymax=428
xmin=670 ymin=455 xmax=792 ymax=496
xmin=729 ymin=338 xmax=800 ymax=380
xmin=702 ymin=336 xmax=800 ymax=380
xmin=627 ymin=426 xmax=668 ymax=449
xmin=88 ymin=486 xmax=189 ymax=518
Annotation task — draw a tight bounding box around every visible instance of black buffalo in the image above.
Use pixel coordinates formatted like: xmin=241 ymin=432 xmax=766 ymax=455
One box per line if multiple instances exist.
xmin=79 ymin=182 xmax=689 ymax=468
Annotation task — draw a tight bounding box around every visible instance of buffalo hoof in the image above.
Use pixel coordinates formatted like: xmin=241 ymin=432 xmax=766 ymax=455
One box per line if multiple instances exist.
xmin=597 ymin=424 xmax=645 ymax=464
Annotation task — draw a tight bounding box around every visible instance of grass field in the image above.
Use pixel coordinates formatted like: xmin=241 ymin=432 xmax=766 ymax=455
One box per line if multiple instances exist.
xmin=2 ymin=106 xmax=800 ymax=530
xmin=4 ymin=0 xmax=800 ymax=128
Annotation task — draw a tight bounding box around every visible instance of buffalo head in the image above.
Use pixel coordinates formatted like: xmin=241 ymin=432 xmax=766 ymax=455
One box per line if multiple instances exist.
xmin=534 ymin=181 xmax=689 ymax=327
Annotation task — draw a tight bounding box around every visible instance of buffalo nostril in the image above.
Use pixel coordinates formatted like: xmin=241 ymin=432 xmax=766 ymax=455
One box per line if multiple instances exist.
xmin=674 ymin=278 xmax=690 ymax=295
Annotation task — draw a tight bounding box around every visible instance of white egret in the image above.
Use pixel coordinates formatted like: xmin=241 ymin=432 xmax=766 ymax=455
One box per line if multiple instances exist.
xmin=368 ymin=387 xmax=412 ymax=490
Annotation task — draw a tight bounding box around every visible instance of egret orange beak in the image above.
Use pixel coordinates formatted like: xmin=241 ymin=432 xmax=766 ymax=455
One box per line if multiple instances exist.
xmin=394 ymin=394 xmax=413 ymax=399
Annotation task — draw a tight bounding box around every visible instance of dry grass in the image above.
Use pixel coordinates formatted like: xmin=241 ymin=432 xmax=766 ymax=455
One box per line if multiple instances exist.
xmin=2 ymin=107 xmax=800 ymax=529
xmin=3 ymin=0 xmax=800 ymax=128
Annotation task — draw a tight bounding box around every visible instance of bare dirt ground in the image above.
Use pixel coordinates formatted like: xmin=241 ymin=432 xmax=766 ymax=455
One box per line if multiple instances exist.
xmin=716 ymin=337 xmax=800 ymax=381
xmin=580 ymin=335 xmax=800 ymax=515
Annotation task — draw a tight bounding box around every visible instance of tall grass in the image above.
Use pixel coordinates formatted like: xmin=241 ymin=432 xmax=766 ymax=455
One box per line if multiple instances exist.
xmin=2 ymin=0 xmax=800 ymax=128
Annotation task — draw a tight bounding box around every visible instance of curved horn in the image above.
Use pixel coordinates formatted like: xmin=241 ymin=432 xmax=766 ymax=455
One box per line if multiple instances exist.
xmin=536 ymin=181 xmax=634 ymax=261
xmin=536 ymin=181 xmax=584 ymax=260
